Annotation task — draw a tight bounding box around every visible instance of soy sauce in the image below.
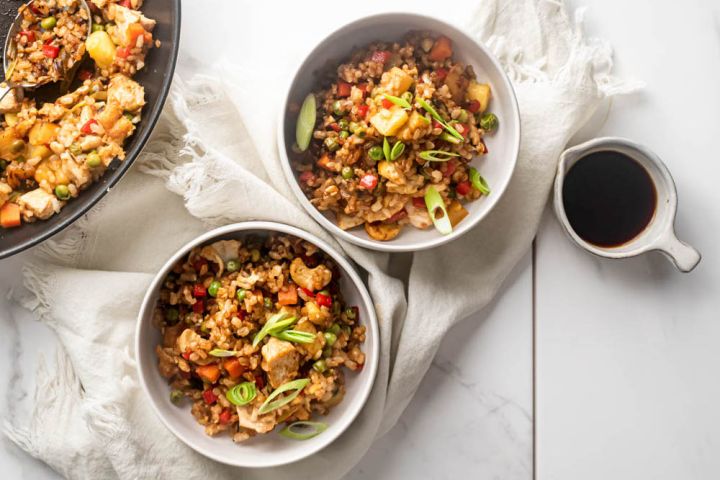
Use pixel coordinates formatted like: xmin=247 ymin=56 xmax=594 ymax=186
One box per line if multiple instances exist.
xmin=562 ymin=150 xmax=656 ymax=247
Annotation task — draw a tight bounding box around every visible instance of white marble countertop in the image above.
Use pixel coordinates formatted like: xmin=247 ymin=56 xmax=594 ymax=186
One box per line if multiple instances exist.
xmin=0 ymin=0 xmax=718 ymax=479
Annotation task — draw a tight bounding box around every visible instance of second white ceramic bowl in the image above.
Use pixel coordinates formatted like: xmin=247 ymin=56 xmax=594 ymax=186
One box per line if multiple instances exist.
xmin=278 ymin=13 xmax=520 ymax=252
xmin=135 ymin=222 xmax=379 ymax=467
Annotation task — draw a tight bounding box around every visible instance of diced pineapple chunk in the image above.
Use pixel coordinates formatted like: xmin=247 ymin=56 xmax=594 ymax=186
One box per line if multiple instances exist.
xmin=28 ymin=122 xmax=60 ymax=146
xmin=4 ymin=113 xmax=18 ymax=127
xmin=397 ymin=111 xmax=431 ymax=141
xmin=370 ymin=106 xmax=409 ymax=136
xmin=381 ymin=67 xmax=414 ymax=96
xmin=447 ymin=200 xmax=469 ymax=227
xmin=86 ymin=31 xmax=117 ymax=69
xmin=466 ymin=81 xmax=492 ymax=113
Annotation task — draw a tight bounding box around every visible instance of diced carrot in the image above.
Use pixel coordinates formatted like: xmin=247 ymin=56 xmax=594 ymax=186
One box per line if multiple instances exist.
xmin=196 ymin=364 xmax=220 ymax=384
xmin=277 ymin=285 xmax=298 ymax=306
xmin=317 ymin=153 xmax=339 ymax=172
xmin=429 ymin=36 xmax=453 ymax=62
xmin=126 ymin=22 xmax=146 ymax=47
xmin=223 ymin=358 xmax=245 ymax=379
xmin=0 ymin=203 xmax=21 ymax=228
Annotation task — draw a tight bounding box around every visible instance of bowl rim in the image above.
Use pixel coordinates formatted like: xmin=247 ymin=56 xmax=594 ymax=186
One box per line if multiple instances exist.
xmin=0 ymin=0 xmax=182 ymax=259
xmin=134 ymin=221 xmax=380 ymax=468
xmin=276 ymin=11 xmax=521 ymax=252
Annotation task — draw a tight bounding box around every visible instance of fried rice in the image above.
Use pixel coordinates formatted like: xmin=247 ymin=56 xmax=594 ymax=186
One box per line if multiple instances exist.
xmin=154 ymin=234 xmax=366 ymax=443
xmin=0 ymin=0 xmax=157 ymax=228
xmin=291 ymin=32 xmax=500 ymax=241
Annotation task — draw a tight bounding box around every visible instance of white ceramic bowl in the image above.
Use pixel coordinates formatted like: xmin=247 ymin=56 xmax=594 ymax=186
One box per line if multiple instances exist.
xmin=278 ymin=12 xmax=520 ymax=252
xmin=135 ymin=222 xmax=379 ymax=467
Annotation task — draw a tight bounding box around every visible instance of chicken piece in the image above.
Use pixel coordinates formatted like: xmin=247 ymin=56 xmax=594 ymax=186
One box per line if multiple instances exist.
xmin=108 ymin=75 xmax=146 ymax=112
xmin=0 ymin=88 xmax=21 ymax=114
xmin=0 ymin=182 xmax=12 ymax=206
xmin=107 ymin=117 xmax=135 ymax=143
xmin=61 ymin=155 xmax=92 ymax=189
xmin=289 ymin=258 xmax=332 ymax=292
xmin=261 ymin=338 xmax=300 ymax=389
xmin=304 ymin=300 xmax=331 ymax=327
xmin=176 ymin=328 xmax=211 ymax=353
xmin=97 ymin=103 xmax=124 ymax=131
xmin=294 ymin=320 xmax=323 ymax=360
xmin=107 ymin=4 xmax=157 ymax=42
xmin=18 ymin=188 xmax=61 ymax=221
xmin=236 ymin=406 xmax=276 ymax=434
xmin=406 ymin=201 xmax=432 ymax=229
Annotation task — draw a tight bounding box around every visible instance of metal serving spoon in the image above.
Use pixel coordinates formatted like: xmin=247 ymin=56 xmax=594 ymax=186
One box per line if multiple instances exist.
xmin=0 ymin=0 xmax=92 ymax=103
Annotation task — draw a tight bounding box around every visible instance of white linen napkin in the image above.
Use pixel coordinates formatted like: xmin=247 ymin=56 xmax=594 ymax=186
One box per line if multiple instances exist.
xmin=4 ymin=1 xmax=637 ymax=478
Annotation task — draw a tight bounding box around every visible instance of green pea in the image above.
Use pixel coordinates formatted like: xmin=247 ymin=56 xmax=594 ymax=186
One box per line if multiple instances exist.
xmin=368 ymin=146 xmax=384 ymax=161
xmin=0 ymin=160 xmax=7 ymax=171
xmin=341 ymin=166 xmax=353 ymax=180
xmin=401 ymin=91 xmax=414 ymax=105
xmin=40 ymin=16 xmax=57 ymax=30
xmin=345 ymin=307 xmax=357 ymax=320
xmin=236 ymin=289 xmax=246 ymax=302
xmin=337 ymin=118 xmax=349 ymax=130
xmin=207 ymin=280 xmax=221 ymax=297
xmin=324 ymin=331 xmax=337 ymax=347
xmin=323 ymin=346 xmax=332 ymax=358
xmin=332 ymin=100 xmax=344 ymax=116
xmin=328 ymin=323 xmax=341 ymax=335
xmin=319 ymin=289 xmax=330 ymax=296
xmin=54 ymin=184 xmax=70 ymax=200
xmin=479 ymin=112 xmax=499 ymax=132
xmin=10 ymin=139 xmax=24 ymax=153
xmin=250 ymin=249 xmax=260 ymax=262
xmin=165 ymin=308 xmax=179 ymax=324
xmin=86 ymin=151 xmax=101 ymax=168
xmin=124 ymin=112 xmax=135 ymax=122
xmin=92 ymin=23 xmax=105 ymax=32
xmin=264 ymin=297 xmax=273 ymax=309
xmin=339 ymin=130 xmax=350 ymax=139
xmin=69 ymin=143 xmax=82 ymax=156
xmin=226 ymin=259 xmax=240 ymax=272
xmin=324 ymin=137 xmax=340 ymax=152
xmin=457 ymin=109 xmax=469 ymax=123
xmin=313 ymin=359 xmax=327 ymax=373
xmin=170 ymin=390 xmax=184 ymax=405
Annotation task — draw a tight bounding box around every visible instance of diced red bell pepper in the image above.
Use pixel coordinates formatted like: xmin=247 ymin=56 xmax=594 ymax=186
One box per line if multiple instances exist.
xmin=202 ymin=389 xmax=217 ymax=405
xmin=81 ymin=119 xmax=98 ymax=135
xmin=357 ymin=83 xmax=369 ymax=94
xmin=455 ymin=123 xmax=468 ymax=138
xmin=193 ymin=258 xmax=207 ymax=272
xmin=254 ymin=375 xmax=265 ymax=389
xmin=315 ymin=292 xmax=332 ymax=308
xmin=300 ymin=286 xmax=315 ymax=297
xmin=412 ymin=197 xmax=425 ymax=208
xmin=337 ymin=81 xmax=352 ymax=97
xmin=278 ymin=285 xmax=298 ymax=306
xmin=116 ymin=46 xmax=131 ymax=59
xmin=192 ymin=299 xmax=204 ymax=314
xmin=387 ymin=209 xmax=408 ymax=223
xmin=435 ymin=67 xmax=448 ymax=81
xmin=381 ymin=98 xmax=394 ymax=109
xmin=329 ymin=123 xmax=340 ymax=132
xmin=192 ymin=284 xmax=207 ymax=298
xmin=181 ymin=349 xmax=192 ymax=360
xmin=120 ymin=0 xmax=132 ymax=8
xmin=455 ymin=181 xmax=471 ymax=196
xmin=77 ymin=69 xmax=93 ymax=81
xmin=444 ymin=160 xmax=457 ymax=178
xmin=467 ymin=100 xmax=481 ymax=113
xmin=370 ymin=50 xmax=392 ymax=64
xmin=30 ymin=4 xmax=42 ymax=15
xmin=299 ymin=171 xmax=315 ymax=184
xmin=0 ymin=203 xmax=21 ymax=228
xmin=219 ymin=408 xmax=232 ymax=425
xmin=359 ymin=174 xmax=378 ymax=190
xmin=432 ymin=120 xmax=443 ymax=130
xmin=42 ymin=44 xmax=59 ymax=59
xmin=357 ymin=104 xmax=369 ymax=118
xmin=19 ymin=30 xmax=35 ymax=42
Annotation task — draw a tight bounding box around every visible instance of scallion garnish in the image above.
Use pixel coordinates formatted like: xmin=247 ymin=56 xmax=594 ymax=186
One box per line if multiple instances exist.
xmin=382 ymin=93 xmax=412 ymax=110
xmin=258 ymin=378 xmax=310 ymax=414
xmin=469 ymin=167 xmax=491 ymax=195
xmin=252 ymin=312 xmax=297 ymax=347
xmin=390 ymin=141 xmax=405 ymax=161
xmin=418 ymin=150 xmax=459 ymax=162
xmin=424 ymin=186 xmax=452 ymax=235
xmin=279 ymin=421 xmax=328 ymax=440
xmin=208 ymin=349 xmax=238 ymax=357
xmin=227 ymin=382 xmax=257 ymax=406
xmin=417 ymin=98 xmax=464 ymax=141
xmin=271 ymin=329 xmax=316 ymax=344
xmin=296 ymin=94 xmax=316 ymax=151
xmin=382 ymin=136 xmax=391 ymax=162
xmin=439 ymin=131 xmax=462 ymax=145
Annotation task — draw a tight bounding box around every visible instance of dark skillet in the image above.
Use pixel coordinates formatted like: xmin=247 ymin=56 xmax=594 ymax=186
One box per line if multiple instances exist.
xmin=0 ymin=0 xmax=181 ymax=259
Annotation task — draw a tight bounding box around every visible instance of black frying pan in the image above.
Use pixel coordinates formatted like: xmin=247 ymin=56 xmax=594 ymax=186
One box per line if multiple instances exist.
xmin=0 ymin=0 xmax=181 ymax=259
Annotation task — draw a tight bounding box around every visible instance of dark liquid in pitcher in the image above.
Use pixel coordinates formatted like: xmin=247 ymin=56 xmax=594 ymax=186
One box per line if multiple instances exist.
xmin=562 ymin=151 xmax=657 ymax=247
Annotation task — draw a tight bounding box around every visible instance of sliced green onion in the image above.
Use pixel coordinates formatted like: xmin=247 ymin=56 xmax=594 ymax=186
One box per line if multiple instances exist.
xmin=401 ymin=91 xmax=414 ymax=105
xmin=227 ymin=382 xmax=257 ymax=406
xmin=469 ymin=167 xmax=491 ymax=195
xmin=208 ymin=348 xmax=238 ymax=357
xmin=417 ymin=98 xmax=464 ymax=141
xmin=418 ymin=150 xmax=460 ymax=162
xmin=258 ymin=378 xmax=310 ymax=414
xmin=439 ymin=131 xmax=462 ymax=145
xmin=382 ymin=136 xmax=391 ymax=162
xmin=390 ymin=141 xmax=405 ymax=161
xmin=279 ymin=421 xmax=328 ymax=440
xmin=170 ymin=390 xmax=184 ymax=405
xmin=252 ymin=313 xmax=297 ymax=347
xmin=271 ymin=329 xmax=316 ymax=344
xmin=424 ymin=186 xmax=452 ymax=235
xmin=296 ymin=94 xmax=316 ymax=151
xmin=382 ymin=93 xmax=412 ymax=110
